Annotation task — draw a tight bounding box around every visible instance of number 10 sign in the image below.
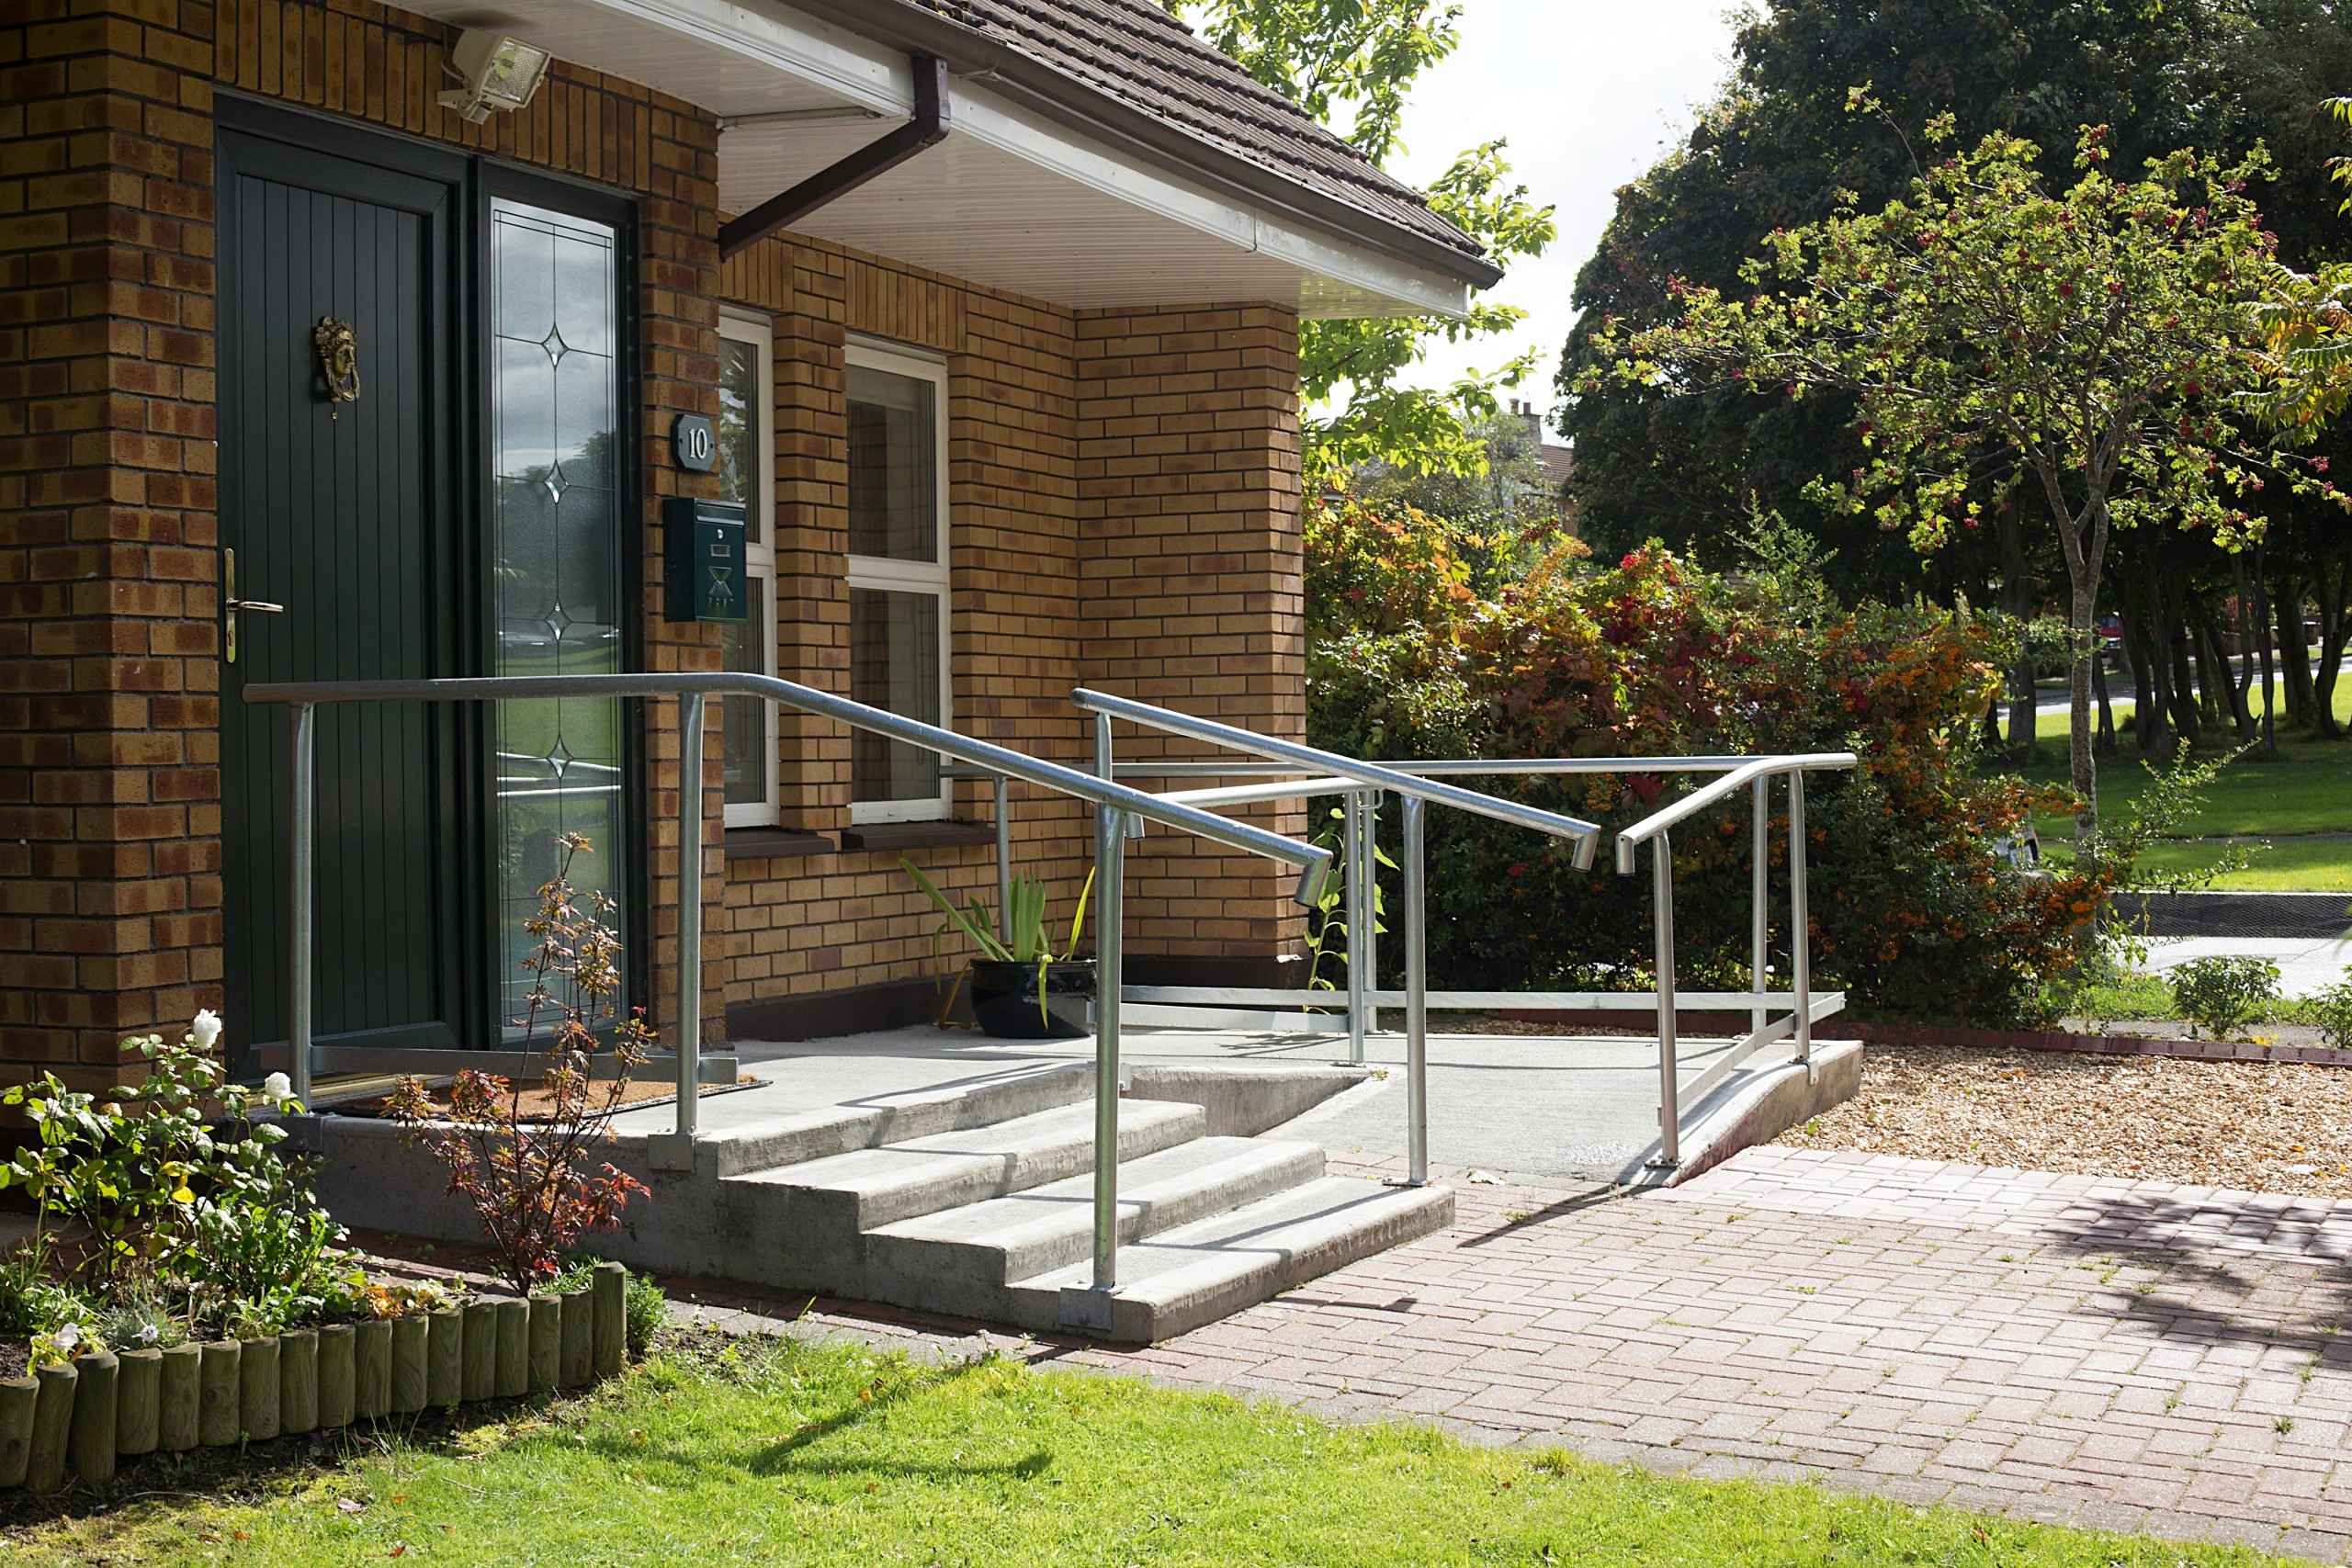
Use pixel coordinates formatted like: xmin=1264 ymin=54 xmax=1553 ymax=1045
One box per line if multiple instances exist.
xmin=672 ymin=412 xmax=717 ymax=472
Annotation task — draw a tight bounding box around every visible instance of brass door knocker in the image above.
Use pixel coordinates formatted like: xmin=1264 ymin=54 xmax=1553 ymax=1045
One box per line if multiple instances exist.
xmin=313 ymin=316 xmax=360 ymax=416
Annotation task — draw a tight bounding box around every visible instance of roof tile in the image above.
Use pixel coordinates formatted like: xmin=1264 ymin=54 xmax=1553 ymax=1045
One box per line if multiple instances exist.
xmin=910 ymin=0 xmax=1487 ymax=264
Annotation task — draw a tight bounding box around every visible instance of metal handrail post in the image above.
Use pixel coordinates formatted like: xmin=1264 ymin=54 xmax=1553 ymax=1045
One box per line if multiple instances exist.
xmin=992 ymin=773 xmax=1012 ymax=944
xmin=1400 ymin=795 xmax=1429 ymax=1186
xmin=287 ymin=702 xmax=316 ymax=1107
xmin=1790 ymin=771 xmax=1814 ymax=1077
xmin=1091 ymin=716 xmax=1124 ymax=1296
xmin=1361 ymin=793 xmax=1380 ymax=1040
xmin=1750 ymin=775 xmax=1769 ymax=1040
xmin=1342 ymin=788 xmax=1367 ymax=1066
xmin=1649 ymin=830 xmax=1680 ymax=1169
xmin=675 ymin=692 xmax=706 ymax=1141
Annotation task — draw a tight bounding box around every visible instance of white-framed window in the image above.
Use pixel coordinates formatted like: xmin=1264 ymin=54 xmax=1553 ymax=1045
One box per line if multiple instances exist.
xmin=845 ymin=339 xmax=952 ymax=824
xmin=716 ymin=311 xmax=777 ymax=828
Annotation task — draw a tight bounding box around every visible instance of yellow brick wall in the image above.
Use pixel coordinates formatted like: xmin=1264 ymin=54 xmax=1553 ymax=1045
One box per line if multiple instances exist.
xmin=1077 ymin=303 xmax=1309 ymax=973
xmin=713 ymin=238 xmax=1092 ymax=1017
xmin=0 ymin=0 xmax=730 ymax=1073
xmin=1 ymin=0 xmax=1315 ymax=1067
xmin=709 ymin=267 xmax=1315 ymax=1021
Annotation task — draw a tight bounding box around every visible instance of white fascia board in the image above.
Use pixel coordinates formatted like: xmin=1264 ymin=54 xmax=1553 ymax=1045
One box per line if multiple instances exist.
xmin=599 ymin=0 xmax=910 ymax=113
xmin=949 ymin=82 xmax=1473 ymax=320
xmin=631 ymin=0 xmax=1473 ymax=320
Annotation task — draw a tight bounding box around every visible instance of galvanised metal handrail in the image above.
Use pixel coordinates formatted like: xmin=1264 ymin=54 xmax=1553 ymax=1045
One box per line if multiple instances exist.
xmin=1611 ymin=752 xmax=1855 ymax=1166
xmin=1089 ymin=749 xmax=1858 ymax=1171
xmin=239 ymin=671 xmax=1332 ymax=1308
xmin=1068 ymin=688 xmax=1609 ymax=1189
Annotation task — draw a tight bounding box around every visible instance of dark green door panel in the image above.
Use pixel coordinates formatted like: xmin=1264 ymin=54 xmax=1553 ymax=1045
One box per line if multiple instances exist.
xmin=216 ymin=129 xmax=469 ymax=1072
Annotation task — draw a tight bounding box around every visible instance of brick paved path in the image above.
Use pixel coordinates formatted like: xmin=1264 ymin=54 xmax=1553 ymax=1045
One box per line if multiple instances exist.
xmin=368 ymin=1145 xmax=2352 ymax=1560
xmin=649 ymin=1147 xmax=2352 ymax=1561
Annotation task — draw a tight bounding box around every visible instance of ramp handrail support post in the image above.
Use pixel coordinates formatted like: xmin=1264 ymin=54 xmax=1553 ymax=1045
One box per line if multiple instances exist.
xmin=1750 ymin=775 xmax=1769 ymax=1039
xmin=992 ymin=774 xmax=1012 ymax=945
xmin=1649 ymin=829 xmax=1680 ymax=1170
xmin=1400 ymin=795 xmax=1429 ymax=1186
xmin=675 ymin=693 xmax=706 ymax=1142
xmin=288 ymin=701 xmax=316 ymax=1110
xmin=1342 ymin=788 xmax=1368 ymax=1066
xmin=1791 ymin=770 xmax=1814 ymax=1077
xmin=1360 ymin=791 xmax=1381 ymax=1043
xmin=1091 ymin=712 xmax=1125 ymax=1294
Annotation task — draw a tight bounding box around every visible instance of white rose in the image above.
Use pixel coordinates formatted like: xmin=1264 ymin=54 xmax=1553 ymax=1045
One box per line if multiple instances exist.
xmin=263 ymin=1071 xmax=295 ymax=1106
xmin=189 ymin=1010 xmax=223 ymax=1052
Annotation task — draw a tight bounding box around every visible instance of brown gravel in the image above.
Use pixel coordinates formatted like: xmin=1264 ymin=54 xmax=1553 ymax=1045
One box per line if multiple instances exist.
xmin=1781 ymin=1044 xmax=2352 ymax=1199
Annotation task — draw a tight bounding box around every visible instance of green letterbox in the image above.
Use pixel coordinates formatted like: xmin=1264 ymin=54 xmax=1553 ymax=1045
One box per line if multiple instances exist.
xmin=662 ymin=498 xmax=747 ymax=623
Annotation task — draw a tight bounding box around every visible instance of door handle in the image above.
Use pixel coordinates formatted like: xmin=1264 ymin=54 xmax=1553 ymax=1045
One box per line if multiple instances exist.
xmin=223 ymin=547 xmax=283 ymax=664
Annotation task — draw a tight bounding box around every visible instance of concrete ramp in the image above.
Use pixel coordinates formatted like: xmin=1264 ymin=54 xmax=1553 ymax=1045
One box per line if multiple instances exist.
xmin=1126 ymin=1029 xmax=1861 ymax=1188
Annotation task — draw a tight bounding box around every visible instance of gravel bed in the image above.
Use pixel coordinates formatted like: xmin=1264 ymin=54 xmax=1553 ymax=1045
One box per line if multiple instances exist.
xmin=1780 ymin=1043 xmax=2352 ymax=1198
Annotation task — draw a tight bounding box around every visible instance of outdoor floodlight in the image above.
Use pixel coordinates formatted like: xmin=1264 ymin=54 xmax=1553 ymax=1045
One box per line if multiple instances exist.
xmin=438 ymin=30 xmax=551 ymax=124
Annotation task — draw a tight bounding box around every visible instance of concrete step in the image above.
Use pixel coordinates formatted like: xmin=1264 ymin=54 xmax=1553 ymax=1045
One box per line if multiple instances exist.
xmin=719 ymin=1098 xmax=1206 ymax=1295
xmin=680 ymin=1060 xmax=1098 ymax=1179
xmin=1004 ymin=1175 xmax=1455 ymax=1343
xmin=864 ymin=1135 xmax=1328 ymax=1321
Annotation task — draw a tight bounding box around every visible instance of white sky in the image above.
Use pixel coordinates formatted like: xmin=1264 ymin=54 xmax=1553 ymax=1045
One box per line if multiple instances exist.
xmin=1384 ymin=0 xmax=1745 ymax=436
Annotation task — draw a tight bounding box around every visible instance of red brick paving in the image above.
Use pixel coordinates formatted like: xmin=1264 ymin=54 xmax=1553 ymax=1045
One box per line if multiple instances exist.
xmin=365 ymin=1146 xmax=2352 ymax=1562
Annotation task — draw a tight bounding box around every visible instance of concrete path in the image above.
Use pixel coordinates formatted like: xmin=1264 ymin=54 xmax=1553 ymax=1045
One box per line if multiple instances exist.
xmin=2143 ymin=935 xmax=2350 ymax=999
xmin=656 ymin=1145 xmax=2352 ymax=1561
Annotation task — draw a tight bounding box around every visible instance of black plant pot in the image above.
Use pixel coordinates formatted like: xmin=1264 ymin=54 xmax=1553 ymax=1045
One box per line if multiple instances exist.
xmin=968 ymin=959 xmax=1096 ymax=1040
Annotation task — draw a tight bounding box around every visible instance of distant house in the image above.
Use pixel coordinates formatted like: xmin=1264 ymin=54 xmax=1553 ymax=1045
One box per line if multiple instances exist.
xmin=1506 ymin=399 xmax=1576 ymax=531
xmin=0 ymin=0 xmax=1501 ymax=1082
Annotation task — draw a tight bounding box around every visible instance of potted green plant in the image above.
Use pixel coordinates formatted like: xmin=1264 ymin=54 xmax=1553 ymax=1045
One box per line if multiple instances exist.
xmin=901 ymin=861 xmax=1096 ymax=1039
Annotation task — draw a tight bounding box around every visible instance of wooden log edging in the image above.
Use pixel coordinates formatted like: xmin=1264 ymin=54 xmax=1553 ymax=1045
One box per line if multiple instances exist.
xmin=9 ymin=1282 xmax=642 ymax=1493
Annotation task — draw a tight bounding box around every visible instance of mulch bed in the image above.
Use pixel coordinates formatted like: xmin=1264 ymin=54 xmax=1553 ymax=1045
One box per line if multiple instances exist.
xmin=1780 ymin=1043 xmax=2352 ymax=1198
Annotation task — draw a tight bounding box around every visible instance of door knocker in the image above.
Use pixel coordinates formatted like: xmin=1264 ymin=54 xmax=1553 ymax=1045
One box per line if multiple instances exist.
xmin=313 ymin=316 xmax=360 ymax=416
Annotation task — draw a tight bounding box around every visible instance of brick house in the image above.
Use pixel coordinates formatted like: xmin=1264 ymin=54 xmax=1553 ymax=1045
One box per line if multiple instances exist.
xmin=0 ymin=0 xmax=1500 ymax=1085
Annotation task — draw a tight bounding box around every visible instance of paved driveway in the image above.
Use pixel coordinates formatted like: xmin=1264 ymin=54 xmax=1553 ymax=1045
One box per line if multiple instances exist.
xmin=676 ymin=1145 xmax=2352 ymax=1562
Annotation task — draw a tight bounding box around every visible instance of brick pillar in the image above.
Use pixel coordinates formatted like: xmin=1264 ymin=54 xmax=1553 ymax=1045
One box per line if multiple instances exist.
xmin=765 ymin=245 xmax=854 ymax=835
xmin=1075 ymin=302 xmax=1307 ymax=982
xmin=0 ymin=0 xmax=220 ymax=1079
xmin=637 ymin=108 xmax=728 ymax=1047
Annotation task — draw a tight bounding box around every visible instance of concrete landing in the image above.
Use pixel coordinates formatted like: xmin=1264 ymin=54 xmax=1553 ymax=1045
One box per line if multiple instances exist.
xmin=735 ymin=1024 xmax=1856 ymax=1185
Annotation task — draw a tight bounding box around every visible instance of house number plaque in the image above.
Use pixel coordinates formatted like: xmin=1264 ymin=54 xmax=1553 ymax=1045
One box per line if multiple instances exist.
xmin=672 ymin=412 xmax=717 ymax=472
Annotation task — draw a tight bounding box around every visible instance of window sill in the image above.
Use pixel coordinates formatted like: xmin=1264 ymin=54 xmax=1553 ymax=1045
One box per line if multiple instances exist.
xmin=723 ymin=827 xmax=834 ymax=862
xmin=839 ymin=819 xmax=997 ymax=852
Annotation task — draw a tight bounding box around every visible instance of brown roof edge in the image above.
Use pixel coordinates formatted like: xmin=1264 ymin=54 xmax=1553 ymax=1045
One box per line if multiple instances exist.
xmin=776 ymin=0 xmax=1505 ymax=293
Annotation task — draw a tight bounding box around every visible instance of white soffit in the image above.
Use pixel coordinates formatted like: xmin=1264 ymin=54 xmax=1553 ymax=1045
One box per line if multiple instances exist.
xmin=397 ymin=0 xmax=1472 ymax=319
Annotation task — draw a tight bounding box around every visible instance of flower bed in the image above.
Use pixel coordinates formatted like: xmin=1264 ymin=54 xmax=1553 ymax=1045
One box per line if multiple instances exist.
xmin=0 ymin=1267 xmax=630 ymax=1495
xmin=0 ymin=1000 xmax=657 ymax=1496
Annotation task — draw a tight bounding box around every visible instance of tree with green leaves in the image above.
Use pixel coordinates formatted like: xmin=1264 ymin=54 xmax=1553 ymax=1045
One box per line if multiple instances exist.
xmin=1558 ymin=0 xmax=2352 ymax=577
xmin=2252 ymin=98 xmax=2352 ymax=434
xmin=1165 ymin=0 xmax=1555 ymax=480
xmin=1584 ymin=113 xmax=2346 ymax=836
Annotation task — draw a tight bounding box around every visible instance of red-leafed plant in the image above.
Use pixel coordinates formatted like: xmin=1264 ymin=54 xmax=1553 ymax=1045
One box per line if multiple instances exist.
xmin=387 ymin=835 xmax=651 ymax=1296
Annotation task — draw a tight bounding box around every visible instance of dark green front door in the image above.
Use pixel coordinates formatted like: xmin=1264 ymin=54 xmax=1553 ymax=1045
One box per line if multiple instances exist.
xmin=216 ymin=121 xmax=472 ymax=1072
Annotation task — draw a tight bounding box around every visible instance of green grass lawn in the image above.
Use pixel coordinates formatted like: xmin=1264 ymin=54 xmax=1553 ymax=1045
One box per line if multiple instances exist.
xmin=1998 ymin=694 xmax=2352 ymax=888
xmin=2121 ymin=837 xmax=2352 ymax=892
xmin=4 ymin=1337 xmax=2305 ymax=1568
